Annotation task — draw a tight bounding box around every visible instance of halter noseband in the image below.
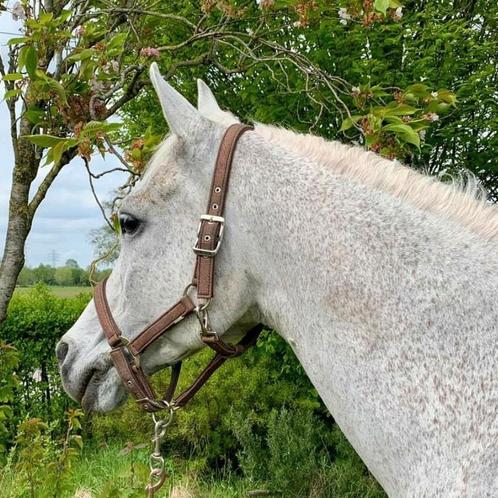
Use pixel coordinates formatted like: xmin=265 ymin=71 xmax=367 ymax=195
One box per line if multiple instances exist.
xmin=94 ymin=123 xmax=262 ymax=413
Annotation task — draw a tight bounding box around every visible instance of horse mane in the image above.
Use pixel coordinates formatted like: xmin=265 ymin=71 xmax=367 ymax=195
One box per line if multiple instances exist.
xmin=256 ymin=124 xmax=498 ymax=244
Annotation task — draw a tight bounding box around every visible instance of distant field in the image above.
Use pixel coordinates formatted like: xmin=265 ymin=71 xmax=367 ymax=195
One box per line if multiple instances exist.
xmin=15 ymin=286 xmax=92 ymax=298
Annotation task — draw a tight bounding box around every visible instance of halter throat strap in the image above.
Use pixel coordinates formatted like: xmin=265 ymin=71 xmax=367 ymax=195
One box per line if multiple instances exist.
xmin=94 ymin=123 xmax=260 ymax=412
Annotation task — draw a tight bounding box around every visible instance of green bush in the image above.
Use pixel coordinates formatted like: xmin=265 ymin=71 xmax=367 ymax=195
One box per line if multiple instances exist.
xmin=91 ymin=331 xmax=385 ymax=497
xmin=91 ymin=331 xmax=320 ymax=464
xmin=0 ymin=409 xmax=84 ymax=498
xmin=0 ymin=284 xmax=90 ymax=441
xmin=1 ymin=287 xmax=384 ymax=496
xmin=231 ymin=406 xmax=385 ymax=497
xmin=0 ymin=343 xmax=19 ymax=454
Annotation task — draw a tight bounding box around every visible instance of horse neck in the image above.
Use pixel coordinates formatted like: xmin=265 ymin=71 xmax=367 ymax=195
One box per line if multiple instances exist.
xmin=230 ymin=134 xmax=498 ymax=495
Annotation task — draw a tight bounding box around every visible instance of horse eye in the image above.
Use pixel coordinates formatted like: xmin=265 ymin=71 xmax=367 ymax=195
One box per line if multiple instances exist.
xmin=119 ymin=213 xmax=141 ymax=235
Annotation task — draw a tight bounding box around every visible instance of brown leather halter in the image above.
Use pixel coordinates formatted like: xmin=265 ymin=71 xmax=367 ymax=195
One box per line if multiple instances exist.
xmin=94 ymin=123 xmax=262 ymax=413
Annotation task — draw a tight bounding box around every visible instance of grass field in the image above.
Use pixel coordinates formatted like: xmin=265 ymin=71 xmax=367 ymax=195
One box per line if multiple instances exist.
xmin=15 ymin=286 xmax=92 ymax=298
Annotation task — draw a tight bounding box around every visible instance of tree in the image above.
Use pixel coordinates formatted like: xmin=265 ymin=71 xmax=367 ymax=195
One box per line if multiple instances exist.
xmin=4 ymin=0 xmax=490 ymax=324
xmin=54 ymin=267 xmax=74 ymax=286
xmin=17 ymin=267 xmax=35 ymax=287
xmin=64 ymin=259 xmax=79 ymax=269
xmin=32 ymin=265 xmax=56 ymax=286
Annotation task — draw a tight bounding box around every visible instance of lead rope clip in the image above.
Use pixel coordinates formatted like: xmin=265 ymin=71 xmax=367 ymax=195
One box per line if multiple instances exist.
xmin=145 ymin=407 xmax=175 ymax=497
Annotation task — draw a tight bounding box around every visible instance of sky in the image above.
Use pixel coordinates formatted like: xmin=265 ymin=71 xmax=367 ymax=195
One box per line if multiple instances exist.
xmin=0 ymin=13 xmax=129 ymax=268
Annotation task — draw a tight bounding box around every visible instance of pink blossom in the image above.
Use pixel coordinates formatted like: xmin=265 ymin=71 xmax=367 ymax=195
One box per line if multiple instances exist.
xmin=75 ymin=25 xmax=86 ymax=36
xmin=258 ymin=0 xmax=275 ymax=9
xmin=104 ymin=60 xmax=120 ymax=72
xmin=337 ymin=7 xmax=352 ymax=24
xmin=140 ymin=47 xmax=160 ymax=58
xmin=11 ymin=1 xmax=26 ymax=21
xmin=423 ymin=112 xmax=440 ymax=122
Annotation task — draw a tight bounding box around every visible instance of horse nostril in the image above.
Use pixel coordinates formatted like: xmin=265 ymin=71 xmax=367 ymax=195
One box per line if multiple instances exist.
xmin=56 ymin=341 xmax=69 ymax=365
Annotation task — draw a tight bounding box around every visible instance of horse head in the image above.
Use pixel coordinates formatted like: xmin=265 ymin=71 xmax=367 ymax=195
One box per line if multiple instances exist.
xmin=57 ymin=64 xmax=260 ymax=412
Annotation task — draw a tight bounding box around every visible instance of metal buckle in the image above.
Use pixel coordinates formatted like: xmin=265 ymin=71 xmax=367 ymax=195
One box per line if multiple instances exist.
xmin=112 ymin=336 xmax=141 ymax=367
xmin=192 ymin=214 xmax=225 ymax=257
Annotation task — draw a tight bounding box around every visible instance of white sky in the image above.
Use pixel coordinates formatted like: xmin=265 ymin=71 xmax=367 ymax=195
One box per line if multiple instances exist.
xmin=0 ymin=12 xmax=129 ymax=268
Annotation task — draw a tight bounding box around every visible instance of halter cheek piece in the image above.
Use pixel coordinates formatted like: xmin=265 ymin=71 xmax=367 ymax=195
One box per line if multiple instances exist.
xmin=94 ymin=123 xmax=262 ymax=413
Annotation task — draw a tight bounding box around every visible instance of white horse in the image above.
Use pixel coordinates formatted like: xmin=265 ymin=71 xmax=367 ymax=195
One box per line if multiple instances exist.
xmin=57 ymin=63 xmax=498 ymax=497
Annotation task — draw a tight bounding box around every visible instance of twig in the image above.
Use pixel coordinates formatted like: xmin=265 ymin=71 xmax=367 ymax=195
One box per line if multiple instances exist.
xmin=88 ymin=239 xmax=119 ymax=286
xmin=82 ymin=156 xmax=114 ymax=230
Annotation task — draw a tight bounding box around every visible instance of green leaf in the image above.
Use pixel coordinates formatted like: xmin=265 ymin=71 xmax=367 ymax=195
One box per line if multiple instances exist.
xmin=44 ymin=138 xmax=78 ymax=165
xmin=33 ymin=70 xmax=67 ymax=103
xmin=67 ymin=48 xmax=96 ymax=62
xmin=405 ymin=83 xmax=429 ymax=98
xmin=25 ymin=46 xmax=38 ymax=78
xmin=24 ymin=108 xmax=45 ymax=124
xmin=51 ymin=140 xmax=66 ymax=165
xmin=426 ymin=101 xmax=450 ymax=114
xmin=339 ymin=115 xmax=363 ymax=132
xmin=367 ymin=113 xmax=383 ymax=133
xmin=39 ymin=12 xmax=54 ymax=25
xmin=384 ymin=116 xmax=404 ymax=124
xmin=4 ymin=89 xmax=22 ymax=100
xmin=408 ymin=119 xmax=430 ymax=132
xmin=365 ymin=134 xmax=380 ymax=147
xmin=55 ymin=10 xmax=72 ymax=25
xmin=79 ymin=59 xmax=96 ymax=81
xmin=18 ymin=46 xmax=28 ymax=71
xmin=383 ymin=123 xmax=420 ymax=147
xmin=384 ymin=103 xmax=418 ymax=116
xmin=80 ymin=121 xmax=122 ymax=137
xmin=23 ymin=135 xmax=66 ymax=148
xmin=3 ymin=73 xmax=24 ymax=81
xmin=436 ymin=89 xmax=457 ymax=105
xmin=7 ymin=37 xmax=29 ymax=45
xmin=112 ymin=213 xmax=121 ymax=234
xmin=107 ymin=33 xmax=128 ymax=51
xmin=374 ymin=0 xmax=390 ymax=15
xmin=371 ymin=86 xmax=390 ymax=98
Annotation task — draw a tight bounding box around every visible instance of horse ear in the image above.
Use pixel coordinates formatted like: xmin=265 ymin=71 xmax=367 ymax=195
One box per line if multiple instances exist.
xmin=196 ymin=78 xmax=240 ymax=125
xmin=197 ymin=79 xmax=223 ymax=116
xmin=149 ymin=62 xmax=200 ymax=136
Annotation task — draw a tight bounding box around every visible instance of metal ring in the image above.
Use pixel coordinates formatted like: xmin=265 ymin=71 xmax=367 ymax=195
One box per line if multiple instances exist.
xmin=152 ymin=408 xmax=174 ymax=427
xmin=184 ymin=283 xmax=211 ymax=312
xmin=195 ymin=299 xmax=211 ymax=312
xmin=183 ymin=282 xmax=196 ymax=297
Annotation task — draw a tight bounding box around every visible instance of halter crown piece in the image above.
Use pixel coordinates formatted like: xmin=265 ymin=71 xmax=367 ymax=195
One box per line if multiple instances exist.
xmin=94 ymin=123 xmax=263 ymax=413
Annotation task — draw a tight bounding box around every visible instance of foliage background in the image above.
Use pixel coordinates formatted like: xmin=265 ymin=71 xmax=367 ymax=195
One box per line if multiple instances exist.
xmin=122 ymin=0 xmax=497 ymax=197
xmin=0 ymin=0 xmax=497 ymax=496
xmin=0 ymin=287 xmax=385 ymax=497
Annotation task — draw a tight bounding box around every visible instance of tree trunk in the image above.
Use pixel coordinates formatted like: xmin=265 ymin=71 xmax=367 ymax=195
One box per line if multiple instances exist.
xmin=0 ymin=119 xmax=39 ymax=324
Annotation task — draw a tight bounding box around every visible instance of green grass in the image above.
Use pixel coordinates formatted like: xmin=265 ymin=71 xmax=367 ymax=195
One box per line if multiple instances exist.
xmin=15 ymin=286 xmax=91 ymax=298
xmin=1 ymin=441 xmax=258 ymax=498
xmin=68 ymin=443 xmax=254 ymax=498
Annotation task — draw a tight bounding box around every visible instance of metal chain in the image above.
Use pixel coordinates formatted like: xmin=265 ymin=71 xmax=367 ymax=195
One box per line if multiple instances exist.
xmin=145 ymin=284 xmax=212 ymax=497
xmin=145 ymin=408 xmax=175 ymax=497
